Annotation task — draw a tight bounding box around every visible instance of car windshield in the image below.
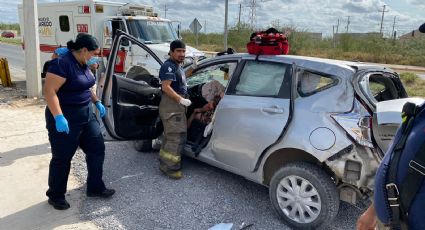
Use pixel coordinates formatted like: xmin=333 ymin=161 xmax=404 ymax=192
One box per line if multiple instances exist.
xmin=126 ymin=20 xmax=178 ymax=44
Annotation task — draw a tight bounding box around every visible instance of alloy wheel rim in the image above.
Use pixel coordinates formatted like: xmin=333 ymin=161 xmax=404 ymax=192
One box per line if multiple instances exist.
xmin=276 ymin=175 xmax=321 ymax=223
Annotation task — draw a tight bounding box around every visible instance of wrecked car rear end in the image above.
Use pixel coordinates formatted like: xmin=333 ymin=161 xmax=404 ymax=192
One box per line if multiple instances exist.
xmin=327 ymin=65 xmax=408 ymax=204
xmin=260 ymin=58 xmax=408 ymax=207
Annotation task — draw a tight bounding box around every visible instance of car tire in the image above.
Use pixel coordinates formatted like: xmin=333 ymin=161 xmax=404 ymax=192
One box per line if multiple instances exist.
xmin=134 ymin=140 xmax=153 ymax=152
xmin=269 ymin=162 xmax=339 ymax=229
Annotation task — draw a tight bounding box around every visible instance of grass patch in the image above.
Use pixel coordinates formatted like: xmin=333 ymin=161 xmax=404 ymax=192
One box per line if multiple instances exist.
xmin=0 ymin=37 xmax=21 ymax=45
xmin=399 ymin=72 xmax=425 ymax=97
xmin=399 ymin=72 xmax=418 ymax=84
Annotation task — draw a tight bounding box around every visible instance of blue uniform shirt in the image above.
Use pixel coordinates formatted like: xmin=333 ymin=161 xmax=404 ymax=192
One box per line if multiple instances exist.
xmin=47 ymin=51 xmax=95 ymax=106
xmin=159 ymin=58 xmax=187 ymax=95
xmin=374 ymin=104 xmax=425 ymax=230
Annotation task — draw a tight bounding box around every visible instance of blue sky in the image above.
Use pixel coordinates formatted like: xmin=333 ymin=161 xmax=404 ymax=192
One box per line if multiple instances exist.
xmin=2 ymin=0 xmax=424 ymax=37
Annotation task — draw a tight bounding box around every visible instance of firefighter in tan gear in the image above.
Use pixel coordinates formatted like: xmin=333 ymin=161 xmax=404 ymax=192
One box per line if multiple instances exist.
xmin=158 ymin=40 xmax=192 ymax=179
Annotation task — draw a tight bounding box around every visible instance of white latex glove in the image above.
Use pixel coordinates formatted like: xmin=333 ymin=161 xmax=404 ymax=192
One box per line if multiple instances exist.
xmin=179 ymin=98 xmax=192 ymax=107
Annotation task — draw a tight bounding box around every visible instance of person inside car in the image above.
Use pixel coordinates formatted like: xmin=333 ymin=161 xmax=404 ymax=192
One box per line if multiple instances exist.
xmin=187 ymin=95 xmax=221 ymax=129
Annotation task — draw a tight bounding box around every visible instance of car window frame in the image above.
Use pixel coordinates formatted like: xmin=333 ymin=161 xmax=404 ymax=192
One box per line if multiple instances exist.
xmin=226 ymin=60 xmax=292 ymax=99
xmin=358 ymin=72 xmax=405 ymax=105
xmin=296 ymin=68 xmax=339 ymax=97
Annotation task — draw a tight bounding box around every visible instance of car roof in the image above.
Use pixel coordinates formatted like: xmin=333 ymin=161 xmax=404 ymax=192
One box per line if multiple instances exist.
xmin=202 ymin=53 xmax=394 ymax=80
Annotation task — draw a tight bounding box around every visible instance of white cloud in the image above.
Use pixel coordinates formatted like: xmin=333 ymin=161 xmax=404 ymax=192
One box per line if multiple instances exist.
xmin=2 ymin=0 xmax=423 ymax=37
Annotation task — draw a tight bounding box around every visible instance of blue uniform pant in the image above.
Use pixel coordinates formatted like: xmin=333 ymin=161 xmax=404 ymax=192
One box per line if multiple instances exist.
xmin=45 ymin=104 xmax=106 ymax=200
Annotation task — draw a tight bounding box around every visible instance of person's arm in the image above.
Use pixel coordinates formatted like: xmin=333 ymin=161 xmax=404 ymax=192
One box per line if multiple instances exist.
xmin=356 ymin=204 xmax=377 ymax=230
xmin=90 ymin=88 xmax=106 ymax=118
xmin=44 ymin=73 xmax=66 ymax=116
xmin=161 ymin=80 xmax=185 ymax=103
xmin=90 ymin=88 xmax=100 ymax=103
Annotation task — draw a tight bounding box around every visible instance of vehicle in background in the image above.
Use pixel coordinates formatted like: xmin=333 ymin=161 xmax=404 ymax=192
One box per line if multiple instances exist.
xmin=1 ymin=31 xmax=15 ymax=38
xmin=17 ymin=0 xmax=204 ymax=77
xmin=97 ymin=31 xmax=411 ymax=229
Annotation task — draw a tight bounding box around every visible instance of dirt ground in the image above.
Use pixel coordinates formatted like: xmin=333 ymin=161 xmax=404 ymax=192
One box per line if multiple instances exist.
xmin=0 ymin=72 xmax=99 ymax=229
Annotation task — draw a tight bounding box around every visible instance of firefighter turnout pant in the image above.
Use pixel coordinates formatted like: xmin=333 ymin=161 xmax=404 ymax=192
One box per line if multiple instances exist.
xmin=158 ymin=94 xmax=187 ymax=177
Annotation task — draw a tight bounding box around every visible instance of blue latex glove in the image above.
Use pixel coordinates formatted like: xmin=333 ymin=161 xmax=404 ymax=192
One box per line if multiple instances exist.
xmin=95 ymin=101 xmax=106 ymax=118
xmin=54 ymin=47 xmax=69 ymax=56
xmin=87 ymin=57 xmax=99 ymax=66
xmin=54 ymin=114 xmax=69 ymax=134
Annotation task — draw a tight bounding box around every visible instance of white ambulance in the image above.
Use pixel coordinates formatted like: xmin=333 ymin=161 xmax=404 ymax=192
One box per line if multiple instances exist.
xmin=18 ymin=0 xmax=204 ymax=75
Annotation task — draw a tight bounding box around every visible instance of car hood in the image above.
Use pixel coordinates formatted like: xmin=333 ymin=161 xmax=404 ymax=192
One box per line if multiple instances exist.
xmin=376 ymin=97 xmax=425 ymax=125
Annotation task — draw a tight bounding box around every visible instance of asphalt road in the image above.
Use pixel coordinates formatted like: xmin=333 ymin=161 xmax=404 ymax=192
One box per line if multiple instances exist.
xmin=72 ymin=141 xmax=363 ymax=230
xmin=0 ymin=43 xmax=25 ymax=70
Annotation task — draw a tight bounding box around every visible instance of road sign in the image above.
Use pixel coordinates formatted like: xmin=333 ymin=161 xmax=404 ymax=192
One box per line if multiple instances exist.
xmin=189 ymin=18 xmax=202 ymax=34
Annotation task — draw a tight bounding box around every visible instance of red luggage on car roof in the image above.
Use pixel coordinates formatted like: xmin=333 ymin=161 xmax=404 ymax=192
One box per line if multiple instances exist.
xmin=247 ymin=28 xmax=289 ymax=55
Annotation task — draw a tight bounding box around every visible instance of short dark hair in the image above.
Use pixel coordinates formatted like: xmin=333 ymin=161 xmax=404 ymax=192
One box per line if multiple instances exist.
xmin=170 ymin=40 xmax=185 ymax=52
xmin=67 ymin=33 xmax=99 ymax=51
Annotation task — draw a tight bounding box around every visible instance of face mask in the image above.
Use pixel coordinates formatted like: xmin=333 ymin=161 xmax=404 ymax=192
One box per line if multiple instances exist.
xmin=87 ymin=57 xmax=98 ymax=66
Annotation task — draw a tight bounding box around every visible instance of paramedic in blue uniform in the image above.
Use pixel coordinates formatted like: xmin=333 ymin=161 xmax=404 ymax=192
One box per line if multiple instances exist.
xmin=158 ymin=40 xmax=192 ymax=179
xmin=357 ymin=23 xmax=425 ymax=230
xmin=44 ymin=33 xmax=115 ymax=210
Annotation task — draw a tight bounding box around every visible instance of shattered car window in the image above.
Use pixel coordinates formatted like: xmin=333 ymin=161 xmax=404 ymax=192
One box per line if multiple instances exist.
xmin=187 ymin=62 xmax=237 ymax=88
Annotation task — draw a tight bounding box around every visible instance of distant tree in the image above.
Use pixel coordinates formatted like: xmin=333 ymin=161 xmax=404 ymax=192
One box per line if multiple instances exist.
xmin=0 ymin=23 xmax=21 ymax=35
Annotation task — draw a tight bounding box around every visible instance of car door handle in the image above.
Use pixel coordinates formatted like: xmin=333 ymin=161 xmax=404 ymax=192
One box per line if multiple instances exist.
xmin=262 ymin=107 xmax=284 ymax=114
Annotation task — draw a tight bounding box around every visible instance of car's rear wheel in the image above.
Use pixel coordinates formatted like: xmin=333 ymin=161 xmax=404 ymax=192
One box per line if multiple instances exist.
xmin=269 ymin=162 xmax=339 ymax=229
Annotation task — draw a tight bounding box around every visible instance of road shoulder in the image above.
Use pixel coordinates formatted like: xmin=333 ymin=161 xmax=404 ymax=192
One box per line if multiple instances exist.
xmin=0 ymin=69 xmax=99 ymax=230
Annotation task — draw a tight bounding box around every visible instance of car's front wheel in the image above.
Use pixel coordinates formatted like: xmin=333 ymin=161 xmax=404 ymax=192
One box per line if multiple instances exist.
xmin=269 ymin=162 xmax=339 ymax=229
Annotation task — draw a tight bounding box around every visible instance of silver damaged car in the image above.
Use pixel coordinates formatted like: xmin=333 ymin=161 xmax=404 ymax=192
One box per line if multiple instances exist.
xmin=97 ymin=31 xmax=408 ymax=229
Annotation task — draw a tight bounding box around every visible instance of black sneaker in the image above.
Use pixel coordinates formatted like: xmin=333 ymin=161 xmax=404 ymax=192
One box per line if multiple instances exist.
xmin=48 ymin=198 xmax=70 ymax=210
xmin=87 ymin=188 xmax=115 ymax=198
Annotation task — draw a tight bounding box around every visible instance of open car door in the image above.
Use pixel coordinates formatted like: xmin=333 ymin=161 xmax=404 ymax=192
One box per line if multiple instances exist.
xmin=99 ymin=30 xmax=163 ymax=140
xmin=373 ymin=97 xmax=425 ymax=153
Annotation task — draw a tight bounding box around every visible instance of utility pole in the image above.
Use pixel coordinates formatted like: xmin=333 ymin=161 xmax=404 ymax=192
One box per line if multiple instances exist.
xmin=346 ymin=16 xmax=350 ymax=33
xmin=391 ymin=16 xmax=396 ymax=39
xmin=336 ymin=19 xmax=340 ymax=34
xmin=224 ymin=0 xmax=228 ymax=50
xmin=244 ymin=0 xmax=270 ymax=29
xmin=23 ymin=0 xmax=42 ymax=98
xmin=379 ymin=5 xmax=389 ymax=34
xmin=164 ymin=4 xmax=168 ymax=18
xmin=204 ymin=20 xmax=207 ymax=33
xmin=238 ymin=3 xmax=242 ymax=30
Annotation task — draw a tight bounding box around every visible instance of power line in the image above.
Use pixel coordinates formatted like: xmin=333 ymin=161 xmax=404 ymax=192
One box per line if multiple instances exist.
xmin=243 ymin=0 xmax=271 ymax=28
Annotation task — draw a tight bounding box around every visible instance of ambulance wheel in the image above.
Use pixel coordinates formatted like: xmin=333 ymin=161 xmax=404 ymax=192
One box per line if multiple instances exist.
xmin=134 ymin=140 xmax=153 ymax=152
xmin=269 ymin=162 xmax=339 ymax=229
